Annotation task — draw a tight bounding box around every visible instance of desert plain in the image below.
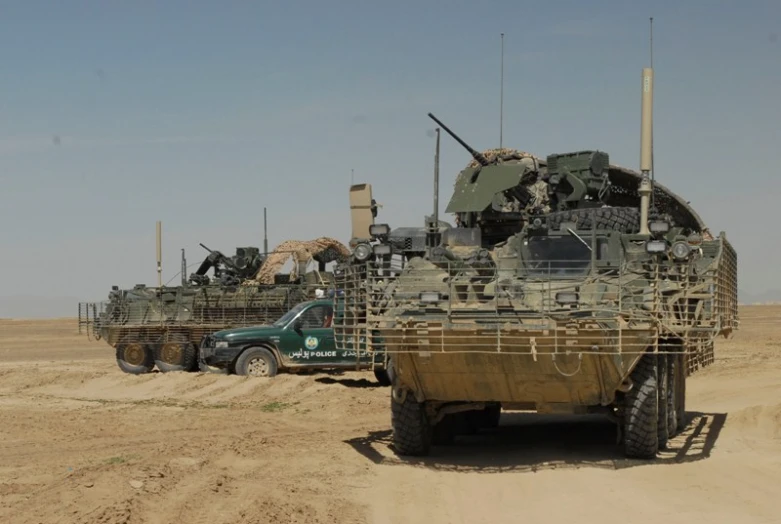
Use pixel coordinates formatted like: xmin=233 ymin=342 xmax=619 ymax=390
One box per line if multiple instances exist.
xmin=0 ymin=305 xmax=779 ymax=524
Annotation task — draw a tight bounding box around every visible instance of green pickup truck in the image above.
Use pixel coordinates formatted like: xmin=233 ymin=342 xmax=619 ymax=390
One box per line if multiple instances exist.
xmin=198 ymin=298 xmax=391 ymax=385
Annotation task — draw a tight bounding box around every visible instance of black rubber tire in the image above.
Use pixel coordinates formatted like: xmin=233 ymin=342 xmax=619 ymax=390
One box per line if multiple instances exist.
xmin=547 ymin=206 xmax=640 ymax=233
xmin=373 ymin=358 xmax=394 ymax=386
xmin=235 ymin=347 xmax=278 ymax=377
xmin=624 ymin=353 xmax=659 ymax=459
xmin=666 ymin=354 xmax=678 ymax=438
xmin=154 ymin=333 xmax=197 ymax=373
xmin=657 ymin=354 xmax=669 ymax=449
xmin=391 ymin=390 xmax=432 ymax=456
xmin=115 ymin=337 xmax=155 ymax=375
xmin=676 ymin=353 xmax=688 ymax=432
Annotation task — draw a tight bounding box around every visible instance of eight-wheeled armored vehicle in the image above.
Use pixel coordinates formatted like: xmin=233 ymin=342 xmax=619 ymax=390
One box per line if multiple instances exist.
xmin=333 ymin=68 xmax=738 ymax=459
xmin=79 ymin=238 xmax=350 ymax=374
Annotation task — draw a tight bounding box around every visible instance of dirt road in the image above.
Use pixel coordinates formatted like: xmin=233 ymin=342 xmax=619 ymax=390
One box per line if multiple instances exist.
xmin=1 ymin=307 xmax=779 ymax=523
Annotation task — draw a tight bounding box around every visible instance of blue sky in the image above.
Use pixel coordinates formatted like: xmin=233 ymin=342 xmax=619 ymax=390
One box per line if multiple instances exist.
xmin=1 ymin=0 xmax=779 ymax=315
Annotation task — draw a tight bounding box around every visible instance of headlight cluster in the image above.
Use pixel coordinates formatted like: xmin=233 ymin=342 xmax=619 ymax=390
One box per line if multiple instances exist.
xmin=644 ymin=239 xmax=692 ymax=261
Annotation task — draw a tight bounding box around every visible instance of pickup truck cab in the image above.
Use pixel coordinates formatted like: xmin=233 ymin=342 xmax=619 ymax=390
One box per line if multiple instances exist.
xmin=198 ymin=298 xmax=390 ymax=384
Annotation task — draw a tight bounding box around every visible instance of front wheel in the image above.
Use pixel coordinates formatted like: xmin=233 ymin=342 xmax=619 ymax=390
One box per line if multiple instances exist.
xmin=623 ymin=353 xmax=659 ymax=459
xmin=235 ymin=347 xmax=278 ymax=377
xmin=391 ymin=389 xmax=431 ymax=456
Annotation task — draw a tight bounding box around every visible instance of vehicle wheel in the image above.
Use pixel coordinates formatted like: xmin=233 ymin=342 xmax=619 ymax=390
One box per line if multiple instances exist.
xmin=666 ymin=353 xmax=678 ymax=438
xmin=235 ymin=347 xmax=278 ymax=377
xmin=373 ymin=358 xmax=394 ymax=386
xmin=657 ymin=353 xmax=669 ymax=449
xmin=154 ymin=333 xmax=197 ymax=373
xmin=623 ymin=352 xmax=659 ymax=459
xmin=115 ymin=336 xmax=155 ymax=375
xmin=391 ymin=389 xmax=432 ymax=456
xmin=675 ymin=353 xmax=687 ymax=431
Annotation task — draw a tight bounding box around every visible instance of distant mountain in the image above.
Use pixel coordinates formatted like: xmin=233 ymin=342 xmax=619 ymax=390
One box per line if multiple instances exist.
xmin=738 ymin=288 xmax=781 ymax=305
xmin=0 ymin=295 xmax=96 ymax=319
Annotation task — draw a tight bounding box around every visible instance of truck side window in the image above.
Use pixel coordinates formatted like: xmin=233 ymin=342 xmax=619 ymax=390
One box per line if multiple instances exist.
xmin=299 ymin=305 xmax=334 ymax=329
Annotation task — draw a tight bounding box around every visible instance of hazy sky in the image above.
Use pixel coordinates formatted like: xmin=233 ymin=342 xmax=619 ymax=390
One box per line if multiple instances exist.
xmin=1 ymin=0 xmax=779 ymax=314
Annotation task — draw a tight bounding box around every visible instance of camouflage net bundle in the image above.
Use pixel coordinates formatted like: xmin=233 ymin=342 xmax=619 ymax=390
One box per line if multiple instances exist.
xmin=250 ymin=237 xmax=351 ymax=285
xmin=464 ymin=148 xmax=545 ymax=170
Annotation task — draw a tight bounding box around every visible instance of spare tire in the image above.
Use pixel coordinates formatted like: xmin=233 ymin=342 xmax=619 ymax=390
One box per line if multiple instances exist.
xmin=546 ymin=206 xmax=640 ymax=233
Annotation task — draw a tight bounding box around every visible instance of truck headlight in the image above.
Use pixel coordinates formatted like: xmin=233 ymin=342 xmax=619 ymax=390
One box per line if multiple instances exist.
xmin=215 ymin=341 xmax=229 ymax=349
xmin=369 ymin=223 xmax=390 ymax=237
xmin=419 ymin=291 xmax=441 ymax=303
xmin=555 ymin=291 xmax=579 ymax=305
xmin=645 ymin=240 xmax=667 ymax=253
xmin=373 ymin=244 xmax=392 ymax=256
xmin=671 ymin=241 xmax=690 ymax=260
xmin=352 ymin=243 xmax=372 ymax=261
xmin=648 ymin=220 xmax=670 ymax=234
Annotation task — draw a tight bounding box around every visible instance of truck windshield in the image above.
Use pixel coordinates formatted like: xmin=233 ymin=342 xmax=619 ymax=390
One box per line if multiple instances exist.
xmin=524 ymin=236 xmax=592 ymax=276
xmin=273 ymin=302 xmax=309 ymax=327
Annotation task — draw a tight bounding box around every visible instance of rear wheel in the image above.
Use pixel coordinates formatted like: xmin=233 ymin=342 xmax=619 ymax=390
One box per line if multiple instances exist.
xmin=391 ymin=388 xmax=432 ymax=456
xmin=546 ymin=206 xmax=640 ymax=234
xmin=115 ymin=336 xmax=155 ymax=375
xmin=624 ymin=352 xmax=659 ymax=459
xmin=154 ymin=333 xmax=197 ymax=373
xmin=657 ymin=354 xmax=670 ymax=448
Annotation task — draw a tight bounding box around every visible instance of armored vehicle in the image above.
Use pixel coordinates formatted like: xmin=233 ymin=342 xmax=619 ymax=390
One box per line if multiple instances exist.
xmin=333 ymin=69 xmax=738 ymax=459
xmin=79 ymin=238 xmax=349 ymax=375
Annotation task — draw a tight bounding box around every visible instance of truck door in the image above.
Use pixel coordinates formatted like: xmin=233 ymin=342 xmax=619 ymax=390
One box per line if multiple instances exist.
xmin=289 ymin=304 xmax=338 ymax=364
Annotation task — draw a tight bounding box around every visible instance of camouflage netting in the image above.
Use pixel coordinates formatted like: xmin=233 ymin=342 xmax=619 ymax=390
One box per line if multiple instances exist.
xmin=249 ymin=237 xmax=351 ymax=285
xmin=460 ymin=147 xmax=711 ymax=237
xmin=464 ymin=148 xmax=545 ymax=170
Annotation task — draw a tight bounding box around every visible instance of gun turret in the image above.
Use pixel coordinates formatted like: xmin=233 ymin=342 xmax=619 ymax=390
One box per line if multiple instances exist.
xmin=428 ymin=112 xmax=489 ymax=167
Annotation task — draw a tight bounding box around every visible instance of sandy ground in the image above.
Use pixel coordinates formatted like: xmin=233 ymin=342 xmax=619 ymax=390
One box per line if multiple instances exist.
xmin=0 ymin=307 xmax=780 ymax=524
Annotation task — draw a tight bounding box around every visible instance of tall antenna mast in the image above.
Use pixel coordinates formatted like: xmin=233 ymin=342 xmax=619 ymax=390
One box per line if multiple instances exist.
xmin=638 ymin=18 xmax=655 ymax=235
xmin=156 ymin=221 xmax=162 ymax=288
xmin=263 ymin=207 xmax=268 ymax=257
xmin=499 ymin=32 xmax=505 ymax=149
xmin=649 ymin=17 xmax=655 ymax=206
xmin=351 ymin=168 xmax=354 ymax=185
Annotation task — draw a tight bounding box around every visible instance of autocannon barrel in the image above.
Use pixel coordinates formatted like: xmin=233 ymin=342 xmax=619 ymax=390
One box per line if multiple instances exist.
xmin=427 ymin=112 xmax=489 ymax=167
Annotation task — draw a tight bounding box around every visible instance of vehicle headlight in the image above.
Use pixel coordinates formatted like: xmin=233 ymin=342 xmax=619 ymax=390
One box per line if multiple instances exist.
xmin=373 ymin=244 xmax=392 ymax=256
xmin=555 ymin=291 xmax=579 ymax=305
xmin=369 ymin=223 xmax=390 ymax=237
xmin=419 ymin=291 xmax=441 ymax=304
xmin=645 ymin=240 xmax=667 ymax=253
xmin=648 ymin=220 xmax=670 ymax=234
xmin=215 ymin=341 xmax=229 ymax=349
xmin=671 ymin=241 xmax=690 ymax=260
xmin=352 ymin=243 xmax=372 ymax=261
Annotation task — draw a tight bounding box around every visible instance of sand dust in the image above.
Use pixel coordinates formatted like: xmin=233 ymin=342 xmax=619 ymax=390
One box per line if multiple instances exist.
xmin=0 ymin=307 xmax=780 ymax=523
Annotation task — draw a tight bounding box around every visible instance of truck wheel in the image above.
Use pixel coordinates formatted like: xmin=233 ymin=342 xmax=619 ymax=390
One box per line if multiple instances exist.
xmin=657 ymin=354 xmax=669 ymax=449
xmin=623 ymin=352 xmax=659 ymax=459
xmin=373 ymin=358 xmax=394 ymax=386
xmin=154 ymin=334 xmax=197 ymax=373
xmin=115 ymin=337 xmax=155 ymax=375
xmin=675 ymin=353 xmax=687 ymax=431
xmin=666 ymin=353 xmax=678 ymax=438
xmin=235 ymin=347 xmax=278 ymax=377
xmin=391 ymin=390 xmax=432 ymax=456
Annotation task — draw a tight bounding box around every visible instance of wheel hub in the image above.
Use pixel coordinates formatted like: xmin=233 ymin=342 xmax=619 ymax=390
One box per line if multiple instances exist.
xmin=124 ymin=343 xmax=146 ymax=366
xmin=246 ymin=357 xmax=269 ymax=377
xmin=160 ymin=342 xmax=183 ymax=364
